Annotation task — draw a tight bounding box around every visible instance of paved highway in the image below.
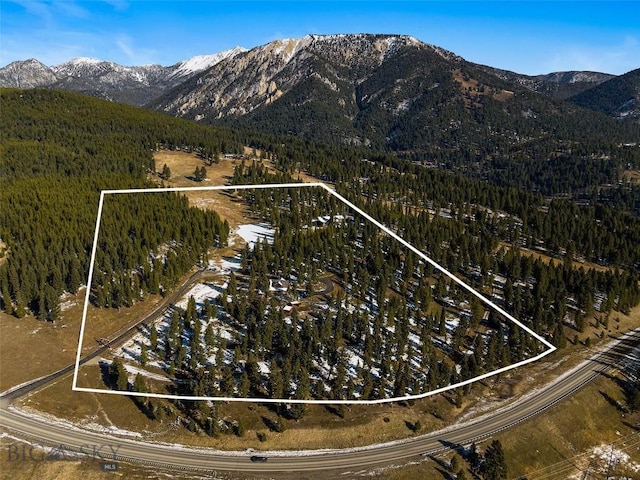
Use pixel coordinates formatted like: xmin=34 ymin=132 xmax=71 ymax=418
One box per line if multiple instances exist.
xmin=2 ymin=327 xmax=637 ymax=474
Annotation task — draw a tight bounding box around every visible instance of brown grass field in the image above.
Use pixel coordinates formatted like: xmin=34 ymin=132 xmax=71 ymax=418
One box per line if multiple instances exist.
xmin=151 ymin=149 xmax=317 ymax=230
xmin=622 ymin=169 xmax=640 ymax=184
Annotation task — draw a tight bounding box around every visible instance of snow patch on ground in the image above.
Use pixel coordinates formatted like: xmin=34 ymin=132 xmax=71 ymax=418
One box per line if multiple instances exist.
xmin=59 ymin=299 xmax=77 ymax=311
xmin=8 ymin=406 xmax=143 ymax=438
xmin=567 ymin=442 xmax=640 ymax=479
xmin=81 ymin=422 xmax=144 ymax=438
xmin=590 ymin=444 xmax=640 ymax=472
xmin=121 ymin=362 xmax=171 ymax=383
xmin=211 ymin=256 xmax=241 ymax=273
xmin=175 ymin=283 xmax=222 ymax=309
xmin=236 ymin=223 xmax=274 ymax=249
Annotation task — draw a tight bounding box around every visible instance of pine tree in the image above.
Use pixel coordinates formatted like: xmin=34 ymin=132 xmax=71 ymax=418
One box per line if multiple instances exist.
xmin=274 ymin=415 xmax=286 ymax=433
xmin=140 ymin=343 xmax=148 ymax=366
xmin=482 ymin=439 xmax=508 ymax=480
xmin=238 ymin=371 xmax=250 ymax=397
xmin=150 ymin=326 xmax=158 ymax=351
xmin=235 ymin=418 xmax=246 ymax=437
xmin=205 ymin=323 xmax=216 ymax=352
xmin=162 ymin=163 xmax=171 ymax=180
xmin=110 ymin=357 xmax=129 ymax=391
xmin=133 ymin=372 xmax=147 ymax=394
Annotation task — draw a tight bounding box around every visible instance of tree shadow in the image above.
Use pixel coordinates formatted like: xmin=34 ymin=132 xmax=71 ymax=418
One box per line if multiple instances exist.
xmin=404 ymin=419 xmax=423 ymax=432
xmin=443 ymin=393 xmax=459 ymax=406
xmin=324 ymin=404 xmax=346 ymax=418
xmin=98 ymin=360 xmax=115 ymax=389
xmin=261 ymin=415 xmax=277 ymax=432
xmin=98 ymin=360 xmax=156 ymax=420
xmin=438 ymin=439 xmax=465 ymax=454
xmin=599 ymin=390 xmax=627 ymax=413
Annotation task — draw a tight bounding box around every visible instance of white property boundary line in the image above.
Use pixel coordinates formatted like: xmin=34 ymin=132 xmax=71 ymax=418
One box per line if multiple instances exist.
xmin=73 ymin=182 xmax=556 ymax=405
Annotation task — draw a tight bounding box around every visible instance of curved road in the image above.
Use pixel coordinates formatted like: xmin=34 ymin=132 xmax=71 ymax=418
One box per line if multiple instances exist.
xmin=1 ymin=325 xmax=637 ymax=474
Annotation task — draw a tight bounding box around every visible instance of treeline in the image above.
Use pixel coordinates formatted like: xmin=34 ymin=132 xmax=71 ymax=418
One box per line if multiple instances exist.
xmin=0 ymin=88 xmax=243 ymax=318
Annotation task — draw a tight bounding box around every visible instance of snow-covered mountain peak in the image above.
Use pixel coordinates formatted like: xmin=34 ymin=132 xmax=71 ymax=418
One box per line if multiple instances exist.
xmin=52 ymin=57 xmax=110 ymax=76
xmin=171 ymin=46 xmax=247 ymax=78
xmin=59 ymin=57 xmax=103 ymax=67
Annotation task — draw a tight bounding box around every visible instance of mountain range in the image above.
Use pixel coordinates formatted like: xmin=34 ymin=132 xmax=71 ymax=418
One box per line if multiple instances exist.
xmin=474 ymin=65 xmax=615 ymax=100
xmin=0 ymin=47 xmax=246 ymax=105
xmin=1 ymin=33 xmax=638 ymax=192
xmin=1 ymin=34 xmax=636 ymax=121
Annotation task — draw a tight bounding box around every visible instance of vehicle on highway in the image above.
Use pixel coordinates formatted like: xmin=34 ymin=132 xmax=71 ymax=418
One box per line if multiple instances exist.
xmin=250 ymin=455 xmax=268 ymax=462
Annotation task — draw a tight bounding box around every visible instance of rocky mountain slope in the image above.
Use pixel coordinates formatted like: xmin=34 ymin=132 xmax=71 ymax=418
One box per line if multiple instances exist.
xmin=0 ymin=47 xmax=246 ymax=105
xmin=150 ymin=34 xmax=638 ymax=154
xmin=0 ymin=58 xmax=58 ymax=88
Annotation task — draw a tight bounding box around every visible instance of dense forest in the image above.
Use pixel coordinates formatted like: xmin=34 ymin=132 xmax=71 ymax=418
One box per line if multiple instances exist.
xmin=120 ymin=183 xmax=544 ymax=427
xmin=1 ymin=88 xmax=639 ymax=330
xmin=0 ymin=88 xmax=243 ymax=318
xmin=91 ymin=192 xmax=229 ymax=308
xmin=232 ymin=162 xmax=640 ymax=340
xmin=104 ymin=161 xmax=638 ymax=429
xmin=240 ymin=137 xmax=640 ymax=270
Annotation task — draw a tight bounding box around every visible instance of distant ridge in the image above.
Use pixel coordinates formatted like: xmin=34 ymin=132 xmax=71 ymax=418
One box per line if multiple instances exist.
xmin=475 ymin=64 xmax=614 ymax=100
xmin=2 ymin=33 xmax=638 ymax=194
xmin=0 ymin=47 xmax=246 ymax=105
xmin=568 ymin=68 xmax=640 ymax=122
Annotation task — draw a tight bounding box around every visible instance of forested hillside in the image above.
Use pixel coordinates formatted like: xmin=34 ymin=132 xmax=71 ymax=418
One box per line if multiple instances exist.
xmin=568 ymin=68 xmax=640 ymax=121
xmin=1 ymin=88 xmax=639 ymax=329
xmin=0 ymin=89 xmax=242 ymax=319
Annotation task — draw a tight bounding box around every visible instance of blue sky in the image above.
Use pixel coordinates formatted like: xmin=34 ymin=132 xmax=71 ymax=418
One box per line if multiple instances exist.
xmin=1 ymin=1 xmax=638 ymax=75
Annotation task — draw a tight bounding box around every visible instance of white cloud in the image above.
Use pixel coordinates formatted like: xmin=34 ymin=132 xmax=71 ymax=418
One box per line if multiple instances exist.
xmin=548 ymin=35 xmax=640 ymax=74
xmin=101 ymin=0 xmax=129 ymax=11
xmin=53 ymin=0 xmax=89 ymax=18
xmin=111 ymin=33 xmax=158 ymax=65
xmin=116 ymin=34 xmax=135 ymax=59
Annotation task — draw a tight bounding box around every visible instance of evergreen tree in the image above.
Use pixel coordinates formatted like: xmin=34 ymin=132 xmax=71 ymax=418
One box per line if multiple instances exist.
xmin=162 ymin=163 xmax=172 ymax=180
xmin=482 ymin=440 xmax=508 ymax=480
xmin=110 ymin=357 xmax=129 ymax=391
xmin=140 ymin=343 xmax=148 ymax=366
xmin=150 ymin=326 xmax=158 ymax=351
